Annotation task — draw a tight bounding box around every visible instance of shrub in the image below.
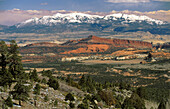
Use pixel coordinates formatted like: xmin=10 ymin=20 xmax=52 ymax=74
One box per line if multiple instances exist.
xmin=5 ymin=96 xmax=13 ymax=107
xmin=69 ymin=102 xmax=75 ymax=108
xmin=44 ymin=95 xmax=49 ymax=102
xmin=41 ymin=78 xmax=47 ymax=84
xmin=33 ymin=84 xmax=41 ymax=95
xmin=47 ymin=77 xmax=59 ymax=90
xmin=65 ymin=93 xmax=75 ymax=102
xmin=77 ymin=103 xmax=88 ymax=109
xmin=54 ymin=99 xmax=58 ymax=106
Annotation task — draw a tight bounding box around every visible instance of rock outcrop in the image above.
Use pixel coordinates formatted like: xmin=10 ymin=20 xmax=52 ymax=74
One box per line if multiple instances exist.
xmin=61 ymin=44 xmax=109 ymax=54
xmin=62 ymin=35 xmax=152 ymax=48
xmin=23 ymin=35 xmax=152 ymax=55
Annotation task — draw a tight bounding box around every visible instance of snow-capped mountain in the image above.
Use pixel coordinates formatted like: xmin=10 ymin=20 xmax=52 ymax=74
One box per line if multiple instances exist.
xmin=16 ymin=12 xmax=165 ymax=27
xmin=3 ymin=12 xmax=168 ymax=35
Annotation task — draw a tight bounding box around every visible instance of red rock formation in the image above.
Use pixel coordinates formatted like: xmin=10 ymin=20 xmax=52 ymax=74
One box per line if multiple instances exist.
xmin=62 ymin=35 xmax=152 ymax=48
xmin=61 ymin=44 xmax=109 ymax=54
xmin=23 ymin=35 xmax=152 ymax=55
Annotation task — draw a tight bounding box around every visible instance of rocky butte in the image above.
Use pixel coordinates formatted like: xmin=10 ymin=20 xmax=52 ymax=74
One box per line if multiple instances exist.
xmin=61 ymin=35 xmax=152 ymax=54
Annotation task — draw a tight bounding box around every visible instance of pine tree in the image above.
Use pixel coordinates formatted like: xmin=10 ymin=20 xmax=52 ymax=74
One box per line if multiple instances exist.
xmin=30 ymin=68 xmax=39 ymax=82
xmin=0 ymin=41 xmax=13 ymax=89
xmin=5 ymin=96 xmax=13 ymax=107
xmin=158 ymin=99 xmax=166 ymax=109
xmin=66 ymin=75 xmax=72 ymax=85
xmin=65 ymin=93 xmax=75 ymax=102
xmin=137 ymin=87 xmax=146 ymax=99
xmin=41 ymin=78 xmax=47 ymax=84
xmin=33 ymin=84 xmax=41 ymax=95
xmin=44 ymin=95 xmax=49 ymax=102
xmin=47 ymin=77 xmax=59 ymax=90
xmin=54 ymin=99 xmax=58 ymax=107
xmin=79 ymin=75 xmax=86 ymax=86
xmin=0 ymin=41 xmax=9 ymax=73
xmin=0 ymin=40 xmax=30 ymax=106
xmin=122 ymin=93 xmax=146 ymax=109
xmin=0 ymin=70 xmax=13 ymax=90
xmin=65 ymin=93 xmax=75 ymax=108
xmin=69 ymin=102 xmax=75 ymax=108
xmin=8 ymin=40 xmax=23 ymax=80
xmin=10 ymin=82 xmax=30 ymax=106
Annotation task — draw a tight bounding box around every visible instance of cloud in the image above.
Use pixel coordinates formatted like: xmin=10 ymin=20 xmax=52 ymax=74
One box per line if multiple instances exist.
xmin=106 ymin=0 xmax=170 ymax=3
xmin=106 ymin=0 xmax=150 ymax=3
xmin=12 ymin=8 xmax=21 ymax=11
xmin=152 ymin=0 xmax=170 ymax=2
xmin=0 ymin=9 xmax=170 ymax=26
xmin=40 ymin=2 xmax=48 ymax=6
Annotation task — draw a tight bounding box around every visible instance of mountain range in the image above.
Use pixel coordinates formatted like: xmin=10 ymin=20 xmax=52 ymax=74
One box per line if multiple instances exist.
xmin=16 ymin=13 xmax=165 ymax=27
xmin=1 ymin=12 xmax=170 ymax=35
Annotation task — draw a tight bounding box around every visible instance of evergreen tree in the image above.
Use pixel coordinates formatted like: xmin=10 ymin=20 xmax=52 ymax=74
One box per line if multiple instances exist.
xmin=78 ymin=75 xmax=86 ymax=86
xmin=47 ymin=77 xmax=59 ymax=90
xmin=33 ymin=84 xmax=41 ymax=95
xmin=10 ymin=82 xmax=30 ymax=106
xmin=44 ymin=95 xmax=49 ymax=102
xmin=54 ymin=99 xmax=58 ymax=107
xmin=30 ymin=68 xmax=39 ymax=82
xmin=0 ymin=41 xmax=13 ymax=89
xmin=0 ymin=41 xmax=9 ymax=73
xmin=122 ymin=93 xmax=146 ymax=109
xmin=8 ymin=40 xmax=24 ymax=80
xmin=0 ymin=70 xmax=13 ymax=90
xmin=98 ymin=90 xmax=116 ymax=106
xmin=148 ymin=52 xmax=152 ymax=59
xmin=42 ymin=70 xmax=52 ymax=77
xmin=5 ymin=96 xmax=13 ymax=107
xmin=65 ymin=93 xmax=75 ymax=108
xmin=77 ymin=103 xmax=88 ymax=109
xmin=86 ymin=76 xmax=92 ymax=85
xmin=66 ymin=75 xmax=72 ymax=85
xmin=137 ymin=87 xmax=146 ymax=99
xmin=69 ymin=102 xmax=75 ymax=108
xmin=158 ymin=99 xmax=166 ymax=109
xmin=0 ymin=40 xmax=30 ymax=106
xmin=41 ymin=78 xmax=47 ymax=84
xmin=65 ymin=93 xmax=75 ymax=102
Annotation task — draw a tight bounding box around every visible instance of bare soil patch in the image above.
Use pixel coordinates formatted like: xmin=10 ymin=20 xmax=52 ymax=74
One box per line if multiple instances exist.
xmin=80 ymin=59 xmax=143 ymax=65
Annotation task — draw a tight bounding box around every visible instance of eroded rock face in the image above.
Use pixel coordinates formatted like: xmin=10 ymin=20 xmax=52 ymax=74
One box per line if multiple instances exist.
xmin=61 ymin=44 xmax=109 ymax=54
xmin=23 ymin=35 xmax=152 ymax=54
xmin=63 ymin=35 xmax=152 ymax=48
xmin=112 ymin=39 xmax=152 ymax=48
xmin=61 ymin=36 xmax=152 ymax=54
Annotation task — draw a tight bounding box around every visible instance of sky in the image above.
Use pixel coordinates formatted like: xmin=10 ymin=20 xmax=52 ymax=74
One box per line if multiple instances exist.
xmin=0 ymin=0 xmax=170 ymax=12
xmin=0 ymin=0 xmax=170 ymax=25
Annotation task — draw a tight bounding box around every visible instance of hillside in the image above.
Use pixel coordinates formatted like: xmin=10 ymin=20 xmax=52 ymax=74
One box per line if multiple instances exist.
xmin=20 ymin=35 xmax=152 ymax=56
xmin=60 ymin=35 xmax=152 ymax=54
xmin=25 ymin=42 xmax=59 ymax=47
xmin=63 ymin=35 xmax=152 ymax=48
xmin=0 ymin=34 xmax=169 ymax=109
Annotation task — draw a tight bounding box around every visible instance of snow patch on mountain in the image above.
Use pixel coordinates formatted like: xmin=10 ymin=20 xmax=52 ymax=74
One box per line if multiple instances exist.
xmin=104 ymin=13 xmax=164 ymax=24
xmin=16 ymin=12 xmax=166 ymax=28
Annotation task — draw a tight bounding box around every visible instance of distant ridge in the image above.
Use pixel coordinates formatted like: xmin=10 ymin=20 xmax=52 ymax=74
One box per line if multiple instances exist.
xmin=25 ymin=42 xmax=59 ymax=47
xmin=2 ymin=12 xmax=169 ymax=35
xmin=21 ymin=35 xmax=152 ymax=55
xmin=62 ymin=35 xmax=152 ymax=48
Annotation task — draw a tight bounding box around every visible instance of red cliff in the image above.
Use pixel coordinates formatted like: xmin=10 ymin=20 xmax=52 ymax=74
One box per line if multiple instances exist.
xmin=62 ymin=35 xmax=152 ymax=48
